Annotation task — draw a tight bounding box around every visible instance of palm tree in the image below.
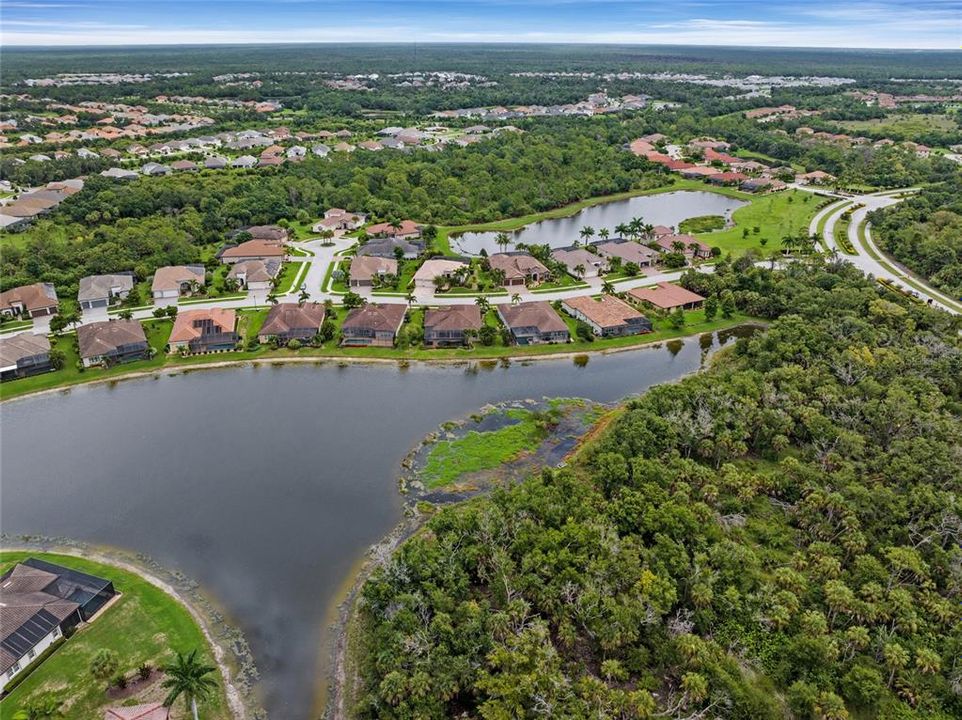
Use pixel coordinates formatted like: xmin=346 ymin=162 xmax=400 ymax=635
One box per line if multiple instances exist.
xmin=405 ymin=292 xmax=416 ymax=307
xmin=267 ymin=292 xmax=279 ymax=305
xmin=614 ymin=222 xmax=629 ymax=239
xmin=494 ymin=232 xmax=511 ymax=254
xmin=297 ymin=288 xmax=310 ymax=305
xmin=511 ymin=293 xmax=522 ymax=305
xmin=579 ymin=226 xmax=595 ymax=244
xmin=642 ymin=223 xmax=655 ymax=242
xmin=475 ymin=296 xmax=490 ymax=315
xmin=573 ymin=263 xmax=586 ymax=279
xmin=161 ymin=650 xmax=218 ymax=720
xmin=601 ymin=280 xmax=616 ymax=295
xmin=598 ymin=228 xmax=610 ymax=241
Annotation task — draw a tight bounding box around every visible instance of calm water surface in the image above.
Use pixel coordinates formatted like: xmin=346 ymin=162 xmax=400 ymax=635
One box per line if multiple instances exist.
xmin=1 ymin=332 xmax=744 ymax=719
xmin=451 ymin=190 xmax=748 ymax=255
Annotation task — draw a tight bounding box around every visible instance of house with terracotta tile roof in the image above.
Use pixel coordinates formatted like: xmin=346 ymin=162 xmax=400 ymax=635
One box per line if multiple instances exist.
xmin=341 ymin=303 xmax=406 ymax=347
xmin=487 ymin=253 xmax=550 ymax=287
xmin=219 ymin=239 xmax=287 ymax=264
xmin=258 ymin=302 xmax=326 ymax=343
xmin=151 ymin=265 xmax=205 ymax=300
xmin=551 ymin=247 xmax=608 ymax=279
xmin=0 ymin=282 xmax=59 ymax=319
xmin=227 ymin=259 xmax=280 ymax=290
xmin=423 ymin=305 xmax=483 ymax=347
xmin=561 ymin=295 xmax=652 ymax=337
xmin=168 ymin=308 xmax=238 ymax=353
xmin=593 ymin=240 xmax=659 ymax=267
xmin=655 ymin=234 xmax=712 ymax=259
xmin=413 ymin=259 xmax=469 ymax=290
xmin=103 ymin=702 xmax=168 ymax=720
xmin=629 ymin=282 xmax=706 ymax=310
xmin=365 ymin=220 xmax=422 ymax=240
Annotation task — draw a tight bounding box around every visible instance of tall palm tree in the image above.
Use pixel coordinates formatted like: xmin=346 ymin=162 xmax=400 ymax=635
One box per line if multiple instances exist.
xmin=511 ymin=293 xmax=522 ymax=305
xmin=405 ymin=292 xmax=416 ymax=307
xmin=579 ymin=226 xmax=595 ymax=244
xmin=573 ymin=263 xmax=586 ymax=279
xmin=161 ymin=650 xmax=218 ymax=720
xmin=475 ymin=296 xmax=490 ymax=315
xmin=598 ymin=228 xmax=610 ymax=241
xmin=614 ymin=222 xmax=629 ymax=239
xmin=494 ymin=232 xmax=511 ymax=254
xmin=601 ymin=280 xmax=616 ymax=295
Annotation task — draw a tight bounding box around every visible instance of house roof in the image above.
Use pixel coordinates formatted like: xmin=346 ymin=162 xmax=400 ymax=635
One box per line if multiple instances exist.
xmin=629 ymin=282 xmax=706 ymax=309
xmin=103 ymin=702 xmax=169 ymax=720
xmin=656 ymin=234 xmax=709 ymax=253
xmin=0 ymin=282 xmax=58 ymax=313
xmin=227 ymin=259 xmax=280 ymax=283
xmin=357 ymin=237 xmax=422 ymax=258
xmin=77 ymin=319 xmax=147 ymax=359
xmin=594 ymin=240 xmax=659 ymax=265
xmin=551 ymin=247 xmax=604 ymax=270
xmin=366 ymin=220 xmax=421 ymax=237
xmin=413 ymin=259 xmax=468 ymax=282
xmin=246 ymin=225 xmax=289 ymax=242
xmin=487 ymin=253 xmax=549 ymax=281
xmin=220 ymin=239 xmax=287 ymax=260
xmin=349 ymin=255 xmax=397 ymax=282
xmin=497 ymin=301 xmax=568 ymax=334
xmin=562 ymin=294 xmax=646 ymax=329
xmin=169 ymin=308 xmax=236 ymax=343
xmin=259 ymin=302 xmax=326 ymax=336
xmin=0 ymin=333 xmax=50 ymax=370
xmin=424 ymin=304 xmax=482 ymax=333
xmin=151 ymin=265 xmax=204 ymax=293
xmin=170 ymin=159 xmax=197 ymax=170
xmin=78 ymin=273 xmax=134 ymax=302
xmin=342 ymin=303 xmax=406 ymax=334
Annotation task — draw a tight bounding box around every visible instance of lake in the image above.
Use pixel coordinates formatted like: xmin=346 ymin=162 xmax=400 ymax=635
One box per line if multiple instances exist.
xmin=450 ymin=190 xmax=748 ymax=255
xmin=0 ymin=330 xmax=748 ymax=719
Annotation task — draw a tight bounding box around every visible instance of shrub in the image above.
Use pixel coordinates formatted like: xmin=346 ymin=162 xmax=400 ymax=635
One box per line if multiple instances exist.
xmin=90 ymin=649 xmax=119 ymax=680
xmin=138 ymin=663 xmax=152 ymax=681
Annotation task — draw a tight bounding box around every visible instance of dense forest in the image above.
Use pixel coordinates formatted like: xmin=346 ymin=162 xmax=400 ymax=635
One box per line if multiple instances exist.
xmin=872 ymin=175 xmax=962 ymax=299
xmin=353 ymin=258 xmax=962 ymax=720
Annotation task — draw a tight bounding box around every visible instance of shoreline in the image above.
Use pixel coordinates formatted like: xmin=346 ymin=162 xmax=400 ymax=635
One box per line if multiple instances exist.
xmin=1 ymin=321 xmax=764 ymax=404
xmin=0 ymin=540 xmax=261 ymax=720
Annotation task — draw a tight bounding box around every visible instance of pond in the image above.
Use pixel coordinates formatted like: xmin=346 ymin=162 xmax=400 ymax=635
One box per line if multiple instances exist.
xmin=450 ymin=190 xmax=748 ymax=255
xmin=0 ymin=329 xmax=752 ymax=719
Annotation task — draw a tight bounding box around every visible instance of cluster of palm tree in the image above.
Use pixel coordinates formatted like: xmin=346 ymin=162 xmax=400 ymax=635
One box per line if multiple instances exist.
xmin=780 ymin=232 xmax=820 ymax=255
xmin=614 ymin=217 xmax=656 ymax=243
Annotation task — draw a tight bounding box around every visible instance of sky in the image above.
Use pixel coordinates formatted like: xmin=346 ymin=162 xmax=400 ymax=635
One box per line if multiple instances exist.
xmin=2 ymin=0 xmax=960 ymax=49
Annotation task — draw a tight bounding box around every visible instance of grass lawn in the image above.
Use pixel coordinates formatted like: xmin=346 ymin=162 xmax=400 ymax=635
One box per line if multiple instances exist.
xmin=433 ymin=179 xmax=746 ymax=255
xmin=679 ymin=215 xmax=725 ymax=234
xmin=814 ymin=200 xmax=852 ymax=250
xmin=531 ymin=273 xmax=589 ymax=292
xmin=0 ymin=552 xmax=230 ymax=720
xmin=697 ymin=189 xmax=821 ymax=253
xmin=273 ymin=261 xmax=306 ymax=294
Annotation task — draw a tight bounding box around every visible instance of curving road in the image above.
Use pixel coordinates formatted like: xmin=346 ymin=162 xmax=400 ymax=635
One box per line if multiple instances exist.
xmin=811 ymin=189 xmax=961 ymax=315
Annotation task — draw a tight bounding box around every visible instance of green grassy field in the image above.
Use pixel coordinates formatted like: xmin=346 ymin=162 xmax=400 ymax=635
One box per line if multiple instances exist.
xmin=697 ymin=189 xmax=821 ymax=253
xmin=273 ymin=261 xmax=306 ymax=294
xmin=836 ymin=113 xmax=958 ymax=138
xmin=0 ymin=552 xmax=230 ymax=720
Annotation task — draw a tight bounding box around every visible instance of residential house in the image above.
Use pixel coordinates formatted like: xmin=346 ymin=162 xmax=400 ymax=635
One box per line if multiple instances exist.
xmin=231 ymin=155 xmax=258 ymax=169
xmin=0 ymin=333 xmax=53 ymax=381
xmin=246 ymin=225 xmax=290 ymax=243
xmin=219 ymin=239 xmax=287 ymax=264
xmin=170 ymin=159 xmax=198 ymax=172
xmin=0 ymin=282 xmax=59 ymax=318
xmin=204 ymin=156 xmax=228 ymax=169
xmin=357 ymin=140 xmax=384 ymax=151
xmin=258 ymin=302 xmax=326 ymax=343
xmin=423 ymin=305 xmax=482 ymax=347
xmin=151 ymin=265 xmax=205 ymax=300
xmin=594 ymin=240 xmax=659 ymax=268
xmin=357 ymin=237 xmax=423 ymax=260
xmin=100 ymin=167 xmax=139 ymax=180
xmin=365 ymin=220 xmax=422 ymax=240
xmin=797 ymin=170 xmax=836 ymax=185
xmin=497 ymin=301 xmax=570 ymax=345
xmin=561 ymin=295 xmax=652 ymax=337
xmin=78 ymin=273 xmax=135 ymax=310
xmin=227 ymin=259 xmax=280 ymax=290
xmin=340 ymin=303 xmax=406 ymax=347
xmin=333 ymin=142 xmax=355 ymax=153
xmin=413 ymin=259 xmax=468 ymax=291
xmin=168 ymin=308 xmax=238 ymax=353
xmin=312 ymin=143 xmax=330 ymax=157
xmin=349 ymin=256 xmax=397 ymax=288
xmin=313 ymin=208 xmax=367 ymax=233
xmin=286 ymin=145 xmax=307 ymax=159
xmin=77 ymin=319 xmax=149 ymax=367
xmin=1 ymin=558 xmax=116 ymax=691
xmin=140 ymin=162 xmax=170 ymax=176
xmin=551 ymin=247 xmax=608 ymax=279
xmin=629 ymin=282 xmax=706 ymax=310
xmin=708 ymin=171 xmax=748 ymax=186
xmin=655 ymin=234 xmax=712 ymax=259
xmin=487 ymin=253 xmax=550 ymax=287
xmin=680 ymin=166 xmax=722 ymax=180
